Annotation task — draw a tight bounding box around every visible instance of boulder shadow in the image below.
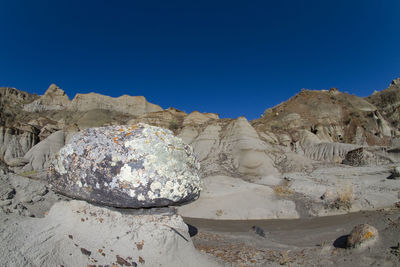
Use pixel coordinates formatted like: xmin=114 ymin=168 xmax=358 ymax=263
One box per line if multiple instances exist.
xmin=186 ymin=223 xmax=198 ymax=237
xmin=333 ymin=234 xmax=349 ymax=249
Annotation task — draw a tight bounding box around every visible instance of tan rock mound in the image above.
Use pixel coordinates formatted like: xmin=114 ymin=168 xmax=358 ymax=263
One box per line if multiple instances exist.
xmin=252 ymin=88 xmax=394 ymax=147
xmin=23 ymin=84 xmax=71 ymax=112
xmin=69 ymin=93 xmax=162 ymax=116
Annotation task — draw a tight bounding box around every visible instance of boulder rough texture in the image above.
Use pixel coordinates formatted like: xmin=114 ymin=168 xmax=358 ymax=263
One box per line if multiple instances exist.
xmin=343 ymin=147 xmax=393 ymax=166
xmin=48 ymin=123 xmax=201 ymax=208
xmin=346 ymin=224 xmax=378 ymax=249
xmin=391 ymin=166 xmax=400 ymax=179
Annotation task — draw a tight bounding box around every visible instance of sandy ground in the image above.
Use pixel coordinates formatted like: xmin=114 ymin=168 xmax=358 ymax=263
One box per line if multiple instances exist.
xmin=178 ymin=164 xmax=400 ymax=220
xmin=1 ymin=163 xmax=400 ymax=266
xmin=178 ymin=175 xmax=299 ymax=219
xmin=0 ymin=173 xmax=219 ymax=267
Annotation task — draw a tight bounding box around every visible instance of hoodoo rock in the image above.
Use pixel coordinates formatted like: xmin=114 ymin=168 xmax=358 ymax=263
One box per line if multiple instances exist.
xmin=48 ymin=123 xmax=201 ymax=207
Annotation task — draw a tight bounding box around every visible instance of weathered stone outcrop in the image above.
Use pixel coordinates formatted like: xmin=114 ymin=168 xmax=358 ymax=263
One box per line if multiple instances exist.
xmin=367 ymin=78 xmax=400 ymax=134
xmin=343 ymin=147 xmax=394 ymax=166
xmin=0 ymin=87 xmax=38 ymax=126
xmin=0 ymin=126 xmax=40 ymax=164
xmin=23 ymin=84 xmax=71 ymax=112
xmin=48 ymin=123 xmax=201 ymax=208
xmin=22 ymin=131 xmax=66 ymax=172
xmin=252 ymin=88 xmax=394 ymax=147
xmin=69 ymin=93 xmax=162 ymax=116
xmin=185 ymin=117 xmax=279 ymax=178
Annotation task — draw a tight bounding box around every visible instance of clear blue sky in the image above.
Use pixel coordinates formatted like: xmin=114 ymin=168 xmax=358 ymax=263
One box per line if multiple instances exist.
xmin=1 ymin=0 xmax=399 ymax=119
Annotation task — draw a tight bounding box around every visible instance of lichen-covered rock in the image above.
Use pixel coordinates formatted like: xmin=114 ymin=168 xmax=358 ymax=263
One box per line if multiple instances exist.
xmin=346 ymin=224 xmax=378 ymax=249
xmin=391 ymin=166 xmax=400 ymax=179
xmin=47 ymin=123 xmax=201 ymax=208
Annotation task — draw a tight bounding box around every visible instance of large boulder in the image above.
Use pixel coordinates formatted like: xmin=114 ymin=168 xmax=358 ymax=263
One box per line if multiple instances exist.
xmin=346 ymin=224 xmax=379 ymax=249
xmin=343 ymin=147 xmax=393 ymax=166
xmin=48 ymin=123 xmax=201 ymax=208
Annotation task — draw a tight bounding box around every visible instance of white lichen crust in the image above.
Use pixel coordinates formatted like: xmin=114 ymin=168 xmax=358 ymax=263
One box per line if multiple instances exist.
xmin=48 ymin=123 xmax=202 ymax=208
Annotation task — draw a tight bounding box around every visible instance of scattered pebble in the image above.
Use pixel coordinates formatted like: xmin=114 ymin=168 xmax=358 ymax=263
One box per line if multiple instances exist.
xmin=80 ymin=248 xmax=91 ymax=256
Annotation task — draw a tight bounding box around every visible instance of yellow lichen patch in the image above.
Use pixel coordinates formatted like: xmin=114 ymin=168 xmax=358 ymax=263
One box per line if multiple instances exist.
xmin=126 ymin=132 xmax=132 ymax=137
xmin=365 ymin=231 xmax=373 ymax=239
xmin=129 ymin=125 xmax=138 ymax=131
xmin=113 ymin=137 xmax=119 ymax=144
xmin=119 ymin=129 xmax=124 ymax=132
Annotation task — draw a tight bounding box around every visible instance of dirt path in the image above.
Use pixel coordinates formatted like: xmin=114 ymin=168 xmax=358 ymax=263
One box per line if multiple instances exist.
xmin=184 ymin=209 xmax=400 ymax=266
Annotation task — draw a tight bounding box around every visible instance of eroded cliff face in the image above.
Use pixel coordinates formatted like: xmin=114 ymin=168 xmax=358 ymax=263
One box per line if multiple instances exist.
xmin=0 ymin=80 xmax=399 ymax=177
xmin=366 ymin=78 xmax=400 ymax=134
xmin=252 ymin=88 xmax=394 ymax=148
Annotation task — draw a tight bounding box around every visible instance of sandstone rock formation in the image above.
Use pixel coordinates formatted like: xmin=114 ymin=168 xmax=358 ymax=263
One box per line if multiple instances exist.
xmin=69 ymin=92 xmax=162 ymax=116
xmin=0 ymin=126 xmax=39 ymax=164
xmin=23 ymin=84 xmax=71 ymax=112
xmin=1 ymin=80 xmax=399 ymax=181
xmin=22 ymin=130 xmax=66 ymax=172
xmin=48 ymin=123 xmax=202 ymax=208
xmin=0 ymin=87 xmax=38 ymax=126
xmin=343 ymin=147 xmax=393 ymax=167
xmin=252 ymin=88 xmax=393 ymax=149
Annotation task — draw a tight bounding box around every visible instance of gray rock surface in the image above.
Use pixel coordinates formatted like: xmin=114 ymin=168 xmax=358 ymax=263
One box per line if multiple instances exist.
xmin=391 ymin=166 xmax=400 ymax=179
xmin=0 ymin=199 xmax=218 ymax=267
xmin=22 ymin=130 xmax=66 ymax=172
xmin=48 ymin=123 xmax=201 ymax=208
xmin=0 ymin=126 xmax=39 ymax=164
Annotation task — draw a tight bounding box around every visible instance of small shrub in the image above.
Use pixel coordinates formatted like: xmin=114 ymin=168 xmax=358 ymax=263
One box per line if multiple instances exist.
xmin=333 ymin=183 xmax=353 ymax=210
xmin=215 ymin=209 xmax=223 ymax=216
xmin=273 ymin=180 xmax=294 ymax=196
xmin=168 ymin=119 xmax=180 ymax=131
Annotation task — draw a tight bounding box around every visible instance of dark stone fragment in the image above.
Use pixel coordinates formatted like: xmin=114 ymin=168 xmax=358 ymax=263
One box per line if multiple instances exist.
xmin=252 ymin=225 xmax=266 ymax=238
xmin=116 ymin=255 xmax=132 ymax=266
xmin=80 ymin=247 xmax=91 ymax=256
xmin=7 ymin=188 xmax=16 ymax=199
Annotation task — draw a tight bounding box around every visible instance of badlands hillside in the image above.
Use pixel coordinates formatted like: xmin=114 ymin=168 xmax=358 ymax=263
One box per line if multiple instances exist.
xmin=1 ymin=79 xmax=400 ymax=266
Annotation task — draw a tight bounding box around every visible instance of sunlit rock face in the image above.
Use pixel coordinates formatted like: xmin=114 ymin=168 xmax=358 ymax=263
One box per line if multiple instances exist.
xmin=47 ymin=123 xmax=201 ymax=208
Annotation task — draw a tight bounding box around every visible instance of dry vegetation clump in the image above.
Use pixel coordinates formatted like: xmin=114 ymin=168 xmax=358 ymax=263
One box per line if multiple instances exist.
xmin=215 ymin=209 xmax=223 ymax=216
xmin=273 ymin=180 xmax=294 ymax=197
xmin=332 ymin=183 xmax=353 ymax=210
xmin=168 ymin=119 xmax=180 ymax=131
